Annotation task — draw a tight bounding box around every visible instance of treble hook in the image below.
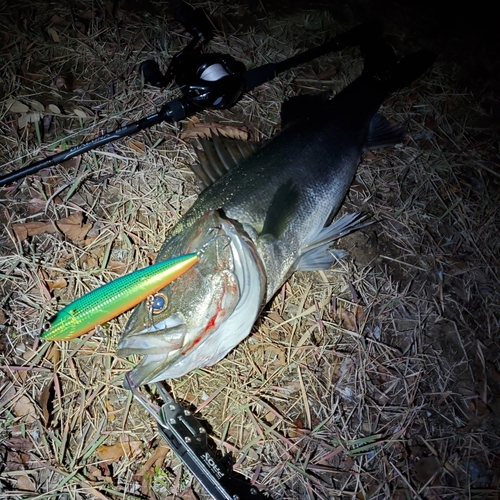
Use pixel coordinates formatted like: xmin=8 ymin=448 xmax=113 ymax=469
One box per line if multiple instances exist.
xmin=197 ymin=226 xmax=231 ymax=258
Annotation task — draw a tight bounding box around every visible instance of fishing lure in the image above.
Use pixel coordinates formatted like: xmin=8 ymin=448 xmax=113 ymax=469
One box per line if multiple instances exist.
xmin=41 ymin=253 xmax=199 ymax=341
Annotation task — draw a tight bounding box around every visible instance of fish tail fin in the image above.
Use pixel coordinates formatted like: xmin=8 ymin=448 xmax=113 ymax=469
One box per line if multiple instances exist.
xmin=362 ymin=41 xmax=436 ymax=92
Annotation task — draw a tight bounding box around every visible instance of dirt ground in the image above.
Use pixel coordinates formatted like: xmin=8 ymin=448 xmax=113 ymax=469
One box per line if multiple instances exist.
xmin=1 ymin=1 xmax=499 ymax=499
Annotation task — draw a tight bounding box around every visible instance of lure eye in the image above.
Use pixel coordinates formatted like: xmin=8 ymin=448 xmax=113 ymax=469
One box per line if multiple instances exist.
xmin=150 ymin=293 xmax=168 ymax=314
xmin=42 ymin=322 xmax=52 ymax=332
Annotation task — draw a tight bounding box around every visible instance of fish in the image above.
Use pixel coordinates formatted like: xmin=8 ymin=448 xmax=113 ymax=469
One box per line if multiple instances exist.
xmin=118 ymin=40 xmax=435 ymax=386
xmin=41 ymin=252 xmax=200 ymax=341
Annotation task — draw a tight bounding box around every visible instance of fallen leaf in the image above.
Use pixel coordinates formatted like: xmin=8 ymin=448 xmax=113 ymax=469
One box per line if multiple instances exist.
xmin=265 ymin=411 xmax=276 ymax=423
xmin=39 ymin=378 xmax=54 ymax=426
xmin=55 ymin=75 xmax=68 ymax=89
xmin=470 ymin=397 xmax=490 ymax=416
xmin=0 ymin=310 xmax=7 ymax=324
xmin=99 ymin=461 xmax=111 ymax=476
xmin=96 ymin=440 xmax=142 ymax=462
xmin=363 ymin=151 xmax=377 ymax=161
xmin=128 ymin=139 xmax=145 ymax=153
xmin=87 ymin=464 xmax=102 ymax=478
xmin=50 ymin=14 xmax=67 ymax=25
xmin=146 ymin=252 xmax=158 ymax=263
xmin=180 ymin=122 xmax=249 ymax=141
xmin=81 ymin=254 xmax=99 ymax=269
xmin=6 ymin=99 xmax=29 ymax=113
xmin=5 ymin=450 xmax=30 ymax=471
xmin=341 ymin=309 xmax=357 ymax=331
xmin=332 ymin=298 xmax=364 ymax=331
xmin=87 ymin=464 xmax=113 ymax=483
xmin=183 ymin=392 xmax=196 ymax=404
xmin=18 ymin=112 xmax=43 ymax=129
xmin=30 ymin=100 xmax=45 ymax=112
xmin=46 ymin=27 xmax=59 ymax=42
xmin=133 ymin=444 xmax=171 ymax=498
xmin=409 ymin=444 xmax=425 ymax=459
xmin=17 ymin=474 xmax=36 ymax=491
xmin=392 ymin=492 xmax=407 ymax=500
xmin=105 ymin=399 xmax=116 ymax=422
xmin=56 ymin=213 xmax=93 ymax=242
xmin=73 ymin=107 xmax=88 ymax=118
xmin=187 ymin=116 xmax=200 ymax=126
xmin=80 ymin=245 xmax=105 ymax=269
xmin=12 ymin=213 xmax=92 ymax=242
xmin=107 ymin=260 xmax=128 ymax=274
xmin=59 ymin=156 xmax=82 ymax=175
xmin=289 ymin=418 xmax=306 ymax=438
xmin=13 ymin=395 xmax=37 ymax=423
xmin=47 ymin=344 xmax=61 ymax=366
xmin=12 ymin=221 xmax=53 ymax=240
xmin=135 ymin=445 xmax=170 ymax=477
xmin=342 ymin=455 xmax=355 ymax=471
xmin=47 ymin=104 xmax=61 ymax=114
xmin=459 ymin=397 xmax=490 ymax=432
xmin=4 ymin=436 xmax=34 ymax=451
xmin=266 ymin=311 xmax=292 ymax=334
xmin=46 ymin=277 xmax=68 ymax=291
xmin=425 ymin=115 xmax=439 ymax=132
xmin=28 ymin=197 xmax=48 ymax=215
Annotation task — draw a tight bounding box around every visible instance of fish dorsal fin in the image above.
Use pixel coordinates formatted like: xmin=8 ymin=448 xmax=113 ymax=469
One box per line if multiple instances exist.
xmin=260 ymin=179 xmax=300 ymax=240
xmin=364 ymin=114 xmax=406 ymax=151
xmin=280 ymin=91 xmax=331 ymax=128
xmin=192 ymin=131 xmax=261 ymax=189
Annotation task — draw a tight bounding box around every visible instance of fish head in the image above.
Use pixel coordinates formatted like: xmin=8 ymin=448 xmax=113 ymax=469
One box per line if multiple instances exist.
xmin=117 ymin=211 xmax=265 ymax=386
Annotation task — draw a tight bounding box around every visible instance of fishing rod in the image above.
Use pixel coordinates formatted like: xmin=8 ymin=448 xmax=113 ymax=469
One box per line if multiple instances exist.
xmin=0 ymin=4 xmax=381 ymax=188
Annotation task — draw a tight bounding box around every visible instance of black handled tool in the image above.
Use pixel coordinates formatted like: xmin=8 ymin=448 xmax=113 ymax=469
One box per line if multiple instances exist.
xmin=126 ymin=374 xmax=268 ymax=499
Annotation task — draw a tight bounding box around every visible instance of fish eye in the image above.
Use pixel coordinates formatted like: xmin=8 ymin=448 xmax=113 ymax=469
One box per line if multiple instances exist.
xmin=150 ymin=293 xmax=168 ymax=314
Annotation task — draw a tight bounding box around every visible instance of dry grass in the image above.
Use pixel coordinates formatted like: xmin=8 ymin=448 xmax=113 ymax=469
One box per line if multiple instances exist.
xmin=1 ymin=1 xmax=499 ymax=499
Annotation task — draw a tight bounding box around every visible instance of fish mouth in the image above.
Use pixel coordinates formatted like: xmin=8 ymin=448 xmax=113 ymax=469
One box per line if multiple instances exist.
xmin=117 ymin=316 xmax=187 ymax=356
xmin=117 ymin=212 xmax=266 ymax=386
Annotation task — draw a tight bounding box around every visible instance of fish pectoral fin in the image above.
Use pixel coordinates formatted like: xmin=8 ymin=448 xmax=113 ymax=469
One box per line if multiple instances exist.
xmin=116 ymin=324 xmax=187 ymax=357
xmin=364 ymin=114 xmax=406 ymax=151
xmin=260 ymin=179 xmax=300 ymax=239
xmin=295 ymin=213 xmax=372 ymax=271
xmin=303 ymin=212 xmax=373 ymax=252
xmin=295 ymin=247 xmax=348 ymax=271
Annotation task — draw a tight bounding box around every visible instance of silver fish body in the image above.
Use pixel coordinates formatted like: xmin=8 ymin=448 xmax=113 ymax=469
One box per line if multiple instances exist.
xmin=118 ymin=46 xmax=434 ymax=385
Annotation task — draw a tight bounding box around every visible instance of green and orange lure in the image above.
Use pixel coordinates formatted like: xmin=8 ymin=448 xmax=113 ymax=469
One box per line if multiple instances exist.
xmin=41 ymin=253 xmax=199 ymax=341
